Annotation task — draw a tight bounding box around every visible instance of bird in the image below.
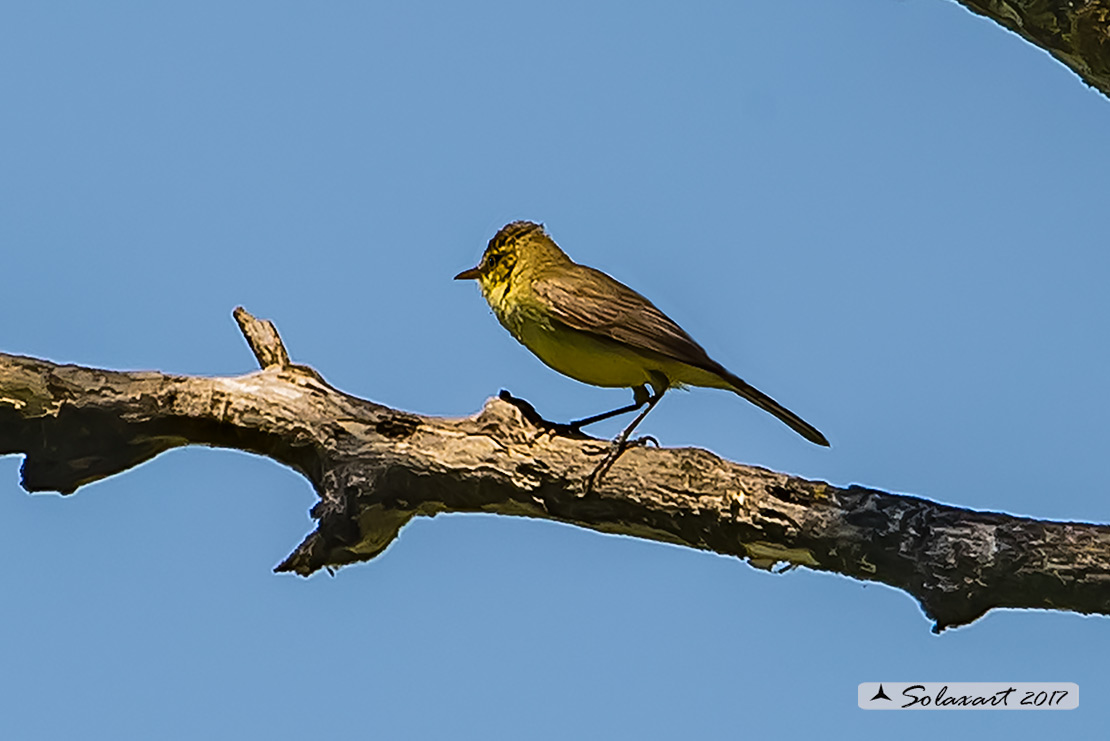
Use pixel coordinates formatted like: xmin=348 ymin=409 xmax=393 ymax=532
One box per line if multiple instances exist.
xmin=455 ymin=220 xmax=828 ymax=483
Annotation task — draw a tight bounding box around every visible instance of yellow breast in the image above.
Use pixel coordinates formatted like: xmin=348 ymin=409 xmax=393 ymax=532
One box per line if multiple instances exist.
xmin=489 ymin=284 xmax=712 ymax=390
xmin=480 ymin=267 xmax=732 ymax=392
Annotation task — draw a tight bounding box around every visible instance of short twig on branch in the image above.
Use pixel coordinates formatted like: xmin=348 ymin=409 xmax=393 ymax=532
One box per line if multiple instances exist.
xmin=1 ymin=308 xmax=1108 ymax=632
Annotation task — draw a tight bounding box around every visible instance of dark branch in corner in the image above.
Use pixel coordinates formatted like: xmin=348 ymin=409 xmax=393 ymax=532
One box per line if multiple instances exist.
xmin=954 ymin=0 xmax=1110 ymax=99
xmin=1 ymin=308 xmax=1108 ymax=633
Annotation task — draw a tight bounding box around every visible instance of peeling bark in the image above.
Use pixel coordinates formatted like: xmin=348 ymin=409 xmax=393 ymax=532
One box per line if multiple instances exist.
xmin=1 ymin=308 xmax=1108 ymax=632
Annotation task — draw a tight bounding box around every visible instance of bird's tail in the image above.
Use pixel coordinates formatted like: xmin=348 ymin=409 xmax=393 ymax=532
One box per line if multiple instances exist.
xmin=721 ymin=371 xmax=829 ymax=446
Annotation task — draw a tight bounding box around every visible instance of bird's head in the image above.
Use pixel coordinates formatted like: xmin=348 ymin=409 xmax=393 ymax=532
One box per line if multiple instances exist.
xmin=454 ymin=221 xmax=567 ymax=299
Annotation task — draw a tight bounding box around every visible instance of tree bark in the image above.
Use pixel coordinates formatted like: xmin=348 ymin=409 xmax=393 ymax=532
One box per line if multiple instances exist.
xmin=954 ymin=0 xmax=1110 ymax=99
xmin=1 ymin=308 xmax=1108 ymax=633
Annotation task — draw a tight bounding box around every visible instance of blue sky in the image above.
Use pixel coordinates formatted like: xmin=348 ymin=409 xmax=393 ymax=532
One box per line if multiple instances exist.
xmin=2 ymin=2 xmax=1107 ymax=738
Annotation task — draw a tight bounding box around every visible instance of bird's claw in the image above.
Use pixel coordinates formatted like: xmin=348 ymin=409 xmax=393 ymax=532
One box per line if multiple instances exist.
xmin=542 ymin=421 xmax=585 ymax=437
xmin=499 ymin=390 xmax=588 ymax=439
xmin=581 ymin=434 xmax=661 ymax=494
xmin=583 ymin=445 xmax=622 ymax=494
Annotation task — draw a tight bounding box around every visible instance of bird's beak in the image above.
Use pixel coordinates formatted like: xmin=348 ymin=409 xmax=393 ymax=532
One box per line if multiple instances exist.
xmin=454 ymin=266 xmax=481 ymax=280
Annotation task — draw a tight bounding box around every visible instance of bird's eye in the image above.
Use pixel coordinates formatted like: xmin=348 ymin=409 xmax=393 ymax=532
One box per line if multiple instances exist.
xmin=486 ymin=253 xmax=502 ymax=268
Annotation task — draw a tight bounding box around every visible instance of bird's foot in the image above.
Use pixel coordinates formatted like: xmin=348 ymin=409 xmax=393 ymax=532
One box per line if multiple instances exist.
xmin=499 ymin=390 xmax=592 ymax=439
xmin=583 ymin=442 xmax=626 ymax=494
xmin=582 ymin=434 xmax=659 ymax=494
xmin=582 ymin=434 xmax=658 ymax=457
xmin=542 ymin=420 xmax=586 ymax=437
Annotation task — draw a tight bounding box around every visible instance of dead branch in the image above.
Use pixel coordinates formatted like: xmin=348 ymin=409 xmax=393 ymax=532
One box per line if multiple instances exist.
xmin=1 ymin=308 xmax=1108 ymax=632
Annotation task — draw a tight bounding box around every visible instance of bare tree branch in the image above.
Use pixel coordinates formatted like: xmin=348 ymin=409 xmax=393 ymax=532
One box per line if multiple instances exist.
xmin=954 ymin=0 xmax=1110 ymax=99
xmin=2 ymin=308 xmax=1108 ymax=632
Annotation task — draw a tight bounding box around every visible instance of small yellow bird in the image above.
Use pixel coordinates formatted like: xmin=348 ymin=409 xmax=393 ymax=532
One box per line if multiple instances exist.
xmin=455 ymin=220 xmax=828 ymax=460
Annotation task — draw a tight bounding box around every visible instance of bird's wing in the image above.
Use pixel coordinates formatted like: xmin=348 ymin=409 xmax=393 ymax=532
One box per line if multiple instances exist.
xmin=531 ymin=266 xmax=723 ymax=373
xmin=534 ymin=266 xmax=830 ymax=446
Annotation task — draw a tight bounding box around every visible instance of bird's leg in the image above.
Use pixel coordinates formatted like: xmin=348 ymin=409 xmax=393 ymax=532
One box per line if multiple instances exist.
xmin=584 ymin=384 xmax=666 ymax=493
xmin=568 ymin=385 xmax=651 ymax=431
